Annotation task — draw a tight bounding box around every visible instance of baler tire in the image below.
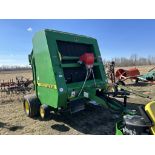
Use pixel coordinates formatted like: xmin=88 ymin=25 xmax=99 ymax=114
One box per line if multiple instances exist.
xmin=40 ymin=105 xmax=50 ymax=120
xmin=23 ymin=94 xmax=40 ymax=118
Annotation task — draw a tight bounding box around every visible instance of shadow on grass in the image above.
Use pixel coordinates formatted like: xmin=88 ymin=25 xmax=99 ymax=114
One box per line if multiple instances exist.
xmin=32 ymin=101 xmax=143 ymax=135
xmin=40 ymin=105 xmax=122 ymax=135
xmin=0 ymin=121 xmax=24 ymax=132
xmin=51 ymin=124 xmax=70 ymax=132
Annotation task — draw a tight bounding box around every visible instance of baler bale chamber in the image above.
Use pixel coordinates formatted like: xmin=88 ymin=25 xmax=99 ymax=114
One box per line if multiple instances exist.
xmin=23 ymin=29 xmax=124 ymax=119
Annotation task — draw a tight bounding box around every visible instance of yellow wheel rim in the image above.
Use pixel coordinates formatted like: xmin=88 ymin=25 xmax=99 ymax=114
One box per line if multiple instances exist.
xmin=40 ymin=107 xmax=45 ymax=118
xmin=25 ymin=100 xmax=29 ymax=115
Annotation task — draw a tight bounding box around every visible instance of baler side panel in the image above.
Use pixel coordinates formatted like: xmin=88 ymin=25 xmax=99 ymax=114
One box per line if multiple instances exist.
xmin=32 ymin=31 xmax=58 ymax=108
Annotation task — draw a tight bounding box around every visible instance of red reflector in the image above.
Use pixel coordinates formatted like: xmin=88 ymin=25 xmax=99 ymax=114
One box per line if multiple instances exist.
xmin=80 ymin=53 xmax=94 ymax=66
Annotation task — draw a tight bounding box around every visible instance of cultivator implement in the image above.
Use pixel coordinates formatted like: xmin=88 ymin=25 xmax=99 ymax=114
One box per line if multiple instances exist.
xmin=0 ymin=76 xmax=32 ymax=94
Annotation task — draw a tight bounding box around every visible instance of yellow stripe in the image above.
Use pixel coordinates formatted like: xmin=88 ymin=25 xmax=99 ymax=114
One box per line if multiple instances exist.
xmin=37 ymin=82 xmax=57 ymax=89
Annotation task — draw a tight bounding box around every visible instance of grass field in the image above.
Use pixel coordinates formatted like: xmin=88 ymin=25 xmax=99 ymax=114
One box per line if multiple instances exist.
xmin=0 ymin=66 xmax=155 ymax=135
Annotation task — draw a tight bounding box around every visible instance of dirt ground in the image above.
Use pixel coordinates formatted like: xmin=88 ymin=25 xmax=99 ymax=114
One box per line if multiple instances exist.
xmin=0 ymin=66 xmax=155 ymax=135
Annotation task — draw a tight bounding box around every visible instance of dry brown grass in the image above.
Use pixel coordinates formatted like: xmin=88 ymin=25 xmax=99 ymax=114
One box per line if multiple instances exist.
xmin=0 ymin=66 xmax=155 ymax=135
xmin=0 ymin=70 xmax=32 ymax=81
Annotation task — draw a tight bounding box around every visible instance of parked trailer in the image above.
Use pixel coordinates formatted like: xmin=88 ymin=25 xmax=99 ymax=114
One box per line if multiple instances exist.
xmin=115 ymin=67 xmax=140 ymax=84
xmin=107 ymin=61 xmax=155 ymax=85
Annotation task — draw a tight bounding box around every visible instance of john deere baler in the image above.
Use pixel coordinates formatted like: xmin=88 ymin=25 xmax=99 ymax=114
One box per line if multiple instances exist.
xmin=23 ymin=29 xmax=155 ymax=135
xmin=23 ymin=29 xmax=125 ymax=119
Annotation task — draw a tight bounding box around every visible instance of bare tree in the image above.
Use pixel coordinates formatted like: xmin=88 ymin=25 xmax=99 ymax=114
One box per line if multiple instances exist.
xmin=105 ymin=54 xmax=155 ymax=67
xmin=0 ymin=65 xmax=31 ymax=71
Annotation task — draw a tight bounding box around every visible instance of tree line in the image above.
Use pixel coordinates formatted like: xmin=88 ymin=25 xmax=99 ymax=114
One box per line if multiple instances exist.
xmin=0 ymin=65 xmax=31 ymax=71
xmin=104 ymin=54 xmax=155 ymax=67
xmin=0 ymin=54 xmax=155 ymax=70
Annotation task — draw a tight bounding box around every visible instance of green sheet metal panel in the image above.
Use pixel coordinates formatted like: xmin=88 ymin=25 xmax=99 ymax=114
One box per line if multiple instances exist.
xmin=31 ymin=29 xmax=108 ymax=109
xmin=32 ymin=31 xmax=58 ymax=108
